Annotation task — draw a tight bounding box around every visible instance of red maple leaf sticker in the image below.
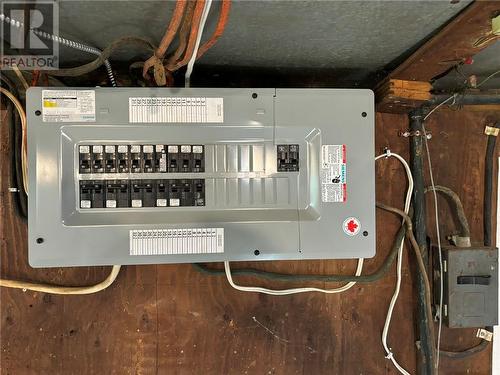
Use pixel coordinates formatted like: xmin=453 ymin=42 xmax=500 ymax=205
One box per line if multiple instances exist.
xmin=347 ymin=220 xmax=358 ymax=233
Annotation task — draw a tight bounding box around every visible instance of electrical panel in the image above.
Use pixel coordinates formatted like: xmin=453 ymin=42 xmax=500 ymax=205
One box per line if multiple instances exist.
xmin=27 ymin=88 xmax=375 ymax=267
xmin=433 ymin=246 xmax=499 ymax=328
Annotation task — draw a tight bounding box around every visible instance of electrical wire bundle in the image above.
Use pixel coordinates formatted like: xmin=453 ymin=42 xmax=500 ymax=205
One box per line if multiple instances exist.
xmin=1 ymin=74 xmax=27 ymax=218
xmin=142 ymin=0 xmax=232 ymax=86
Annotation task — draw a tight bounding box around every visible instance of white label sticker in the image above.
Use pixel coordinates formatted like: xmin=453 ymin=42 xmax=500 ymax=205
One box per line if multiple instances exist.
xmin=92 ymin=145 xmax=103 ymax=153
xmin=42 ymin=90 xmax=95 ymax=122
xmin=106 ymin=200 xmax=117 ymax=208
xmin=128 ymin=97 xmax=224 ymax=123
xmin=105 ymin=145 xmax=116 ymax=153
xmin=156 ymin=199 xmax=167 ymax=207
xmin=321 ymin=144 xmax=347 ymax=203
xmin=180 ymin=145 xmax=191 ymax=153
xmin=130 ymin=228 xmax=224 ymax=255
xmin=143 ymin=145 xmax=154 ymax=153
xmin=79 ymin=145 xmax=90 ymax=154
xmin=80 ymin=200 xmax=91 ymax=209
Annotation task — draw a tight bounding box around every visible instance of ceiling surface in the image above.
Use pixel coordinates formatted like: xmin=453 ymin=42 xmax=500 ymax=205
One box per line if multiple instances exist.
xmin=45 ymin=0 xmax=473 ymax=86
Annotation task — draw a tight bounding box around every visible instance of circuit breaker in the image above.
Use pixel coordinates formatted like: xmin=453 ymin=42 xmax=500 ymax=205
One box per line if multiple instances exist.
xmin=27 ymin=88 xmax=375 ymax=267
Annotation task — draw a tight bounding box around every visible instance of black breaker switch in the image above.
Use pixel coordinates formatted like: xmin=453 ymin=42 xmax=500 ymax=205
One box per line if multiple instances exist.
xmin=180 ymin=179 xmax=193 ymax=206
xmin=142 ymin=145 xmax=154 ymax=173
xmin=277 ymin=144 xmax=299 ymax=172
xmin=156 ymin=180 xmax=168 ymax=207
xmin=168 ymin=180 xmax=181 ymax=207
xmin=192 ymin=145 xmax=204 ymax=172
xmin=180 ymin=145 xmax=192 ymax=172
xmin=79 ymin=145 xmax=91 ymax=173
xmin=117 ymin=145 xmax=130 ymax=173
xmin=104 ymin=145 xmax=117 ymax=173
xmin=91 ymin=145 xmax=105 ymax=173
xmin=193 ymin=179 xmax=205 ymax=206
xmin=131 ymin=180 xmax=155 ymax=207
xmin=105 ymin=180 xmax=129 ymax=208
xmin=168 ymin=145 xmax=179 ymax=172
xmin=80 ymin=181 xmax=104 ymax=208
xmin=130 ymin=145 xmax=142 ymax=173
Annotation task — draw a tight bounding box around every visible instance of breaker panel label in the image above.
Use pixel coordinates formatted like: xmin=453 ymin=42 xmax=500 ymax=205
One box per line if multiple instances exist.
xmin=321 ymin=144 xmax=347 ymax=203
xmin=129 ymin=228 xmax=224 ymax=256
xmin=129 ymin=97 xmax=224 ymax=123
xmin=42 ymin=90 xmax=95 ymax=122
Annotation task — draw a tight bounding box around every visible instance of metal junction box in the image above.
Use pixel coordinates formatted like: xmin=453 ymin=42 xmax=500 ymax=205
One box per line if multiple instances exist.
xmin=27 ymin=88 xmax=375 ymax=267
xmin=433 ymin=246 xmax=499 ymax=328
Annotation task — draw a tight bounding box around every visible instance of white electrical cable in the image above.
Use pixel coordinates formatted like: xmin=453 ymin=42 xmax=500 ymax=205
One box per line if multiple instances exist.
xmin=0 ymin=89 xmax=121 ymax=295
xmin=424 ymin=94 xmax=456 ymax=122
xmin=185 ymin=0 xmax=213 ymax=88
xmin=224 ymin=258 xmax=364 ymax=295
xmin=0 ymin=266 xmax=121 ymax=295
xmin=376 ymin=151 xmax=414 ymax=375
xmin=224 ymin=151 xmax=412 ymax=318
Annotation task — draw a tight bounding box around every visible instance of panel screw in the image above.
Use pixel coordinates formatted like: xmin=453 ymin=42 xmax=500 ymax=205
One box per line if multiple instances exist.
xmin=36 ymin=237 xmax=44 ymax=244
xmin=254 ymin=249 xmax=260 ymax=256
xmin=252 ymin=93 xmax=258 ymax=99
xmin=363 ymin=231 xmax=368 ymax=237
xmin=361 ymin=112 xmax=367 ymax=117
xmin=35 ymin=110 xmax=41 ymax=116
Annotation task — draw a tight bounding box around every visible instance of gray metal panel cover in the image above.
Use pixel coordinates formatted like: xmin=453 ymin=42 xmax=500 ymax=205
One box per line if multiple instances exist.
xmin=27 ymin=87 xmax=375 ymax=267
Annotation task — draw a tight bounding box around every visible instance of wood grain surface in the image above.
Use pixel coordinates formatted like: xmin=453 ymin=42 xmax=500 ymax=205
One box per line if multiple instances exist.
xmin=390 ymin=1 xmax=500 ymax=82
xmin=0 ymin=108 xmax=496 ymax=374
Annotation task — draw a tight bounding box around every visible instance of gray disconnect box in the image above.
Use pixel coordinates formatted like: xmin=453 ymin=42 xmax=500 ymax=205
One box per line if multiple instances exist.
xmin=435 ymin=246 xmax=499 ymax=328
xmin=27 ymin=88 xmax=375 ymax=267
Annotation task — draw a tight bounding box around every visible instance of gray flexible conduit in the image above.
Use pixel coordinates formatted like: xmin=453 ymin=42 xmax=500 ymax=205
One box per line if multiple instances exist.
xmin=0 ymin=13 xmax=116 ymax=86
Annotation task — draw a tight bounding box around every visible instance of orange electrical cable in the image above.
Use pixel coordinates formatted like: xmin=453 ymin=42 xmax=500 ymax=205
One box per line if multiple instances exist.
xmin=165 ymin=0 xmax=197 ymax=69
xmin=196 ymin=0 xmax=231 ymax=59
xmin=143 ymin=0 xmax=187 ymax=78
xmin=167 ymin=0 xmax=206 ymax=71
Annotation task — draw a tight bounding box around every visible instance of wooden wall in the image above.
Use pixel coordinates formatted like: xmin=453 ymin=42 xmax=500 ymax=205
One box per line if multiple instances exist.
xmin=1 ymin=108 xmax=496 ymax=374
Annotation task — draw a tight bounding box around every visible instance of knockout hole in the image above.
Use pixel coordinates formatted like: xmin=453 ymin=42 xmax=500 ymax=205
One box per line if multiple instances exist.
xmin=35 ymin=110 xmax=41 ymax=116
xmin=252 ymin=93 xmax=258 ymax=99
xmin=361 ymin=112 xmax=367 ymax=117
xmin=363 ymin=231 xmax=368 ymax=237
xmin=254 ymin=249 xmax=260 ymax=256
xmin=36 ymin=237 xmax=44 ymax=244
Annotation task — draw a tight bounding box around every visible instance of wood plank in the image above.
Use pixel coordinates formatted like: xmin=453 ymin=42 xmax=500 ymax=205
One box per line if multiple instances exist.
xmin=0 ymin=108 xmax=494 ymax=374
xmin=376 ymin=78 xmax=431 ymax=113
xmin=390 ymin=1 xmax=500 ymax=82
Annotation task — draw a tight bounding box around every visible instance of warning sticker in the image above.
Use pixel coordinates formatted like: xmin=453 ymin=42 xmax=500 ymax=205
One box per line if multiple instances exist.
xmin=42 ymin=90 xmax=95 ymax=122
xmin=128 ymin=97 xmax=224 ymax=123
xmin=321 ymin=144 xmax=347 ymax=203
